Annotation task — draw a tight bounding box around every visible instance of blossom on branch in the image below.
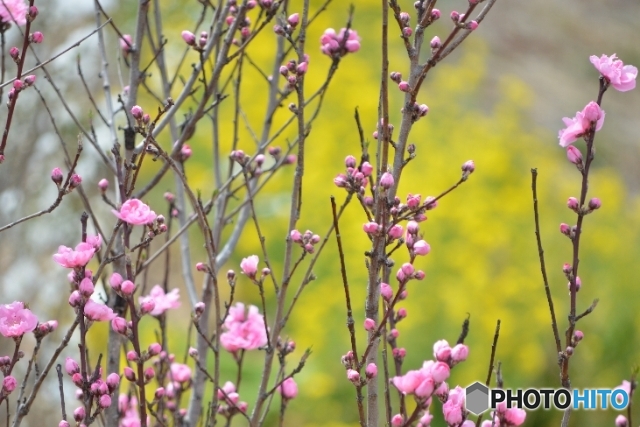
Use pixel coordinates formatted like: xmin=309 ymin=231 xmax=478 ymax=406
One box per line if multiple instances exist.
xmin=220 ymin=303 xmax=268 ymax=352
xmin=320 ymin=27 xmax=361 ymax=57
xmin=590 ymin=54 xmax=637 ymax=92
xmin=112 ymin=199 xmax=157 ymax=225
xmin=558 ymin=101 xmax=605 ymax=147
xmin=139 ymin=285 xmax=180 ymax=317
xmin=0 ymin=0 xmax=27 ymax=26
xmin=0 ymin=302 xmax=38 ymax=337
xmin=53 ymin=242 xmax=95 ymax=269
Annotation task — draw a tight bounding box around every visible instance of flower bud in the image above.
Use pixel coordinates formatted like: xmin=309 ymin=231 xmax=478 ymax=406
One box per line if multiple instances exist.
xmin=51 ymin=167 xmax=63 ymax=186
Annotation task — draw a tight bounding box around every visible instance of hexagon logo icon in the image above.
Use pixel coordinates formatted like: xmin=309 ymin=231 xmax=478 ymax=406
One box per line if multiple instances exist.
xmin=465 ymin=382 xmax=490 ymax=415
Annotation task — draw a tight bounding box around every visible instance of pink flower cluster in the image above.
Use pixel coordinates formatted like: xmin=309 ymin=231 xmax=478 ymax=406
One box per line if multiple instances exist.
xmin=220 ymin=303 xmax=268 ymax=352
xmin=320 ymin=28 xmax=361 ymax=57
xmin=0 ymin=302 xmax=38 ymax=337
xmin=112 ymin=199 xmax=157 ymax=225
xmin=391 ymin=360 xmax=451 ymax=398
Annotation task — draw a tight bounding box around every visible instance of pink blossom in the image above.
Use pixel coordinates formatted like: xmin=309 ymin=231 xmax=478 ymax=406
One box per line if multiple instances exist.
xmin=139 ymin=285 xmax=180 ymax=316
xmin=451 ymin=344 xmax=469 ymax=363
xmin=112 ymin=199 xmax=157 ymax=225
xmin=413 ymin=240 xmax=431 ymax=256
xmin=503 ymin=407 xmax=526 ymax=425
xmin=120 ymin=35 xmax=133 ymax=55
xmin=433 ymin=339 xmax=451 ymax=362
xmin=83 ymin=300 xmax=116 ymax=322
xmin=277 ymin=377 xmax=298 ymax=399
xmin=442 ymin=386 xmax=465 ymax=425
xmin=86 ymin=234 xmax=102 ymax=249
xmin=0 ymin=0 xmax=27 ymax=26
xmin=2 ymin=376 xmax=16 ymax=393
xmin=590 ymin=54 xmax=637 ymax=92
xmin=220 ymin=303 xmax=268 ymax=352
xmin=558 ymin=101 xmax=605 ymax=147
xmin=391 ymin=369 xmax=425 ymax=394
xmin=169 ymin=363 xmax=192 ymax=383
xmin=0 ymin=302 xmax=38 ymax=337
xmin=240 ymin=255 xmax=259 ymax=278
xmin=53 ymin=242 xmax=95 ymax=268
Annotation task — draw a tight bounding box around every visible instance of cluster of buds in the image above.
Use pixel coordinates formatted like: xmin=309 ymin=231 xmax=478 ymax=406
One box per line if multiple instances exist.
xmin=433 ymin=339 xmax=469 ymax=367
xmin=450 ymin=11 xmax=478 ymax=30
xmin=7 ymin=75 xmax=36 ymax=106
xmin=50 ymin=167 xmax=82 ymax=193
xmin=229 ymin=149 xmax=269 ymax=176
xmin=64 ymin=357 xmax=120 ymax=420
xmin=405 ymin=220 xmax=431 ymax=257
xmin=0 ymin=357 xmax=17 ymax=377
xmin=559 ymin=222 xmax=577 ymax=240
xmin=334 ymin=155 xmax=372 ymax=194
xmin=290 ymin=229 xmax=320 ymax=253
xmin=276 ymin=337 xmax=296 ymax=358
xmin=181 ymin=30 xmax=209 ymax=51
xmin=395 ymin=262 xmax=425 ymax=283
xmin=402 ymin=101 xmax=429 ymax=123
xmin=273 ymin=13 xmax=300 ymax=37
xmin=279 ymin=55 xmax=309 ymax=89
xmin=566 ymin=196 xmax=601 ymax=215
xmin=33 ymin=319 xmax=58 ymax=339
xmin=216 ymin=381 xmax=248 ymax=418
xmin=341 ymin=351 xmax=378 ymax=387
xmin=130 ymin=105 xmax=150 ymax=129
xmin=267 ymin=146 xmax=296 ymax=165
xmin=320 ymin=27 xmax=361 ymax=58
xmin=226 ymin=5 xmax=252 ymax=43
xmin=372 ymin=118 xmax=395 ymax=140
xmin=562 ymin=263 xmax=582 ymax=293
xmin=398 ymin=11 xmax=413 ymax=38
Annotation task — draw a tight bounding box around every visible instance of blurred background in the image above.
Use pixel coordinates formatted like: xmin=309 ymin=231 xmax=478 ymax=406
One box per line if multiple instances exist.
xmin=0 ymin=0 xmax=639 ymax=426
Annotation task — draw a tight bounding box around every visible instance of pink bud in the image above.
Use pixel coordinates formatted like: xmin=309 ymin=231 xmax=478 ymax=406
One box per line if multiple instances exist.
xmin=69 ymin=174 xmax=82 ymax=189
xmin=451 ymin=344 xmax=469 ymax=363
xmin=402 ymin=27 xmax=413 ymax=37
xmin=140 ymin=299 xmax=155 ymax=315
xmin=148 ymin=343 xmax=162 ymax=356
xmin=566 ymin=145 xmax=583 ymax=166
xmin=59 ymin=421 xmax=70 ymax=427
xmin=9 ymin=47 xmax=19 ymax=61
xmin=361 ymin=162 xmax=373 ymax=177
xmin=71 ymin=373 xmax=83 ymax=387
xmin=98 ymin=394 xmax=112 ymax=409
xmin=181 ymin=30 xmax=196 ymax=46
xmin=364 ymin=318 xmax=376 ymax=331
xmin=31 ymin=31 xmax=44 ymax=43
xmin=588 ymin=197 xmax=601 ymax=210
xmin=79 ymin=278 xmax=94 ymax=298
xmin=106 ymin=373 xmax=120 ymax=391
xmin=430 ymin=36 xmax=441 ymax=49
xmin=347 ymin=369 xmax=360 ymax=384
xmin=126 ymin=351 xmax=138 ymax=362
xmin=109 ymin=273 xmax=123 ymax=291
xmin=450 ymin=11 xmax=460 ymax=21
xmin=380 ymin=282 xmax=393 ymax=301
xmin=391 ymin=414 xmax=404 ymax=427
xmin=560 ymin=223 xmax=571 ymax=236
xmin=194 ymin=302 xmax=205 ymax=316
xmin=98 ymin=178 xmax=109 ymax=192
xmin=467 ymin=20 xmax=478 ymax=30
xmin=413 ymin=240 xmax=431 ymax=256
xmin=120 ymin=35 xmax=132 ymax=55
xmin=574 ymin=330 xmax=584 ymax=342
xmin=567 ymin=197 xmax=579 ymax=211
xmin=68 ymin=291 xmax=82 ymax=307
xmin=124 ymin=367 xmax=136 ymax=382
xmin=278 ymin=377 xmax=298 ymax=400
xmin=380 ymin=172 xmax=394 ymax=189
xmin=144 ymin=367 xmax=155 ymax=382
xmin=462 ymin=160 xmax=475 ymax=173
xmin=398 ymin=81 xmax=410 ymax=92
xmin=365 ymin=363 xmax=377 ymax=378
xmin=2 ymin=376 xmax=16 ymax=393
xmin=23 ymin=75 xmax=36 ymax=85
xmin=397 ymin=308 xmax=407 ymax=319
xmin=111 ymin=317 xmax=127 ymax=335
xmin=287 ymin=13 xmax=299 ymax=27
xmin=388 ymin=224 xmax=403 ymax=240
xmin=51 ymin=167 xmax=63 ymax=185
xmin=363 ymin=221 xmax=380 ymax=234
xmin=401 ymin=262 xmax=414 ymax=276
xmin=131 ymin=105 xmax=143 ymax=119
xmin=616 ymin=415 xmax=628 ymax=427
xmin=431 ymin=9 xmax=441 ymax=20
xmin=120 ymin=280 xmax=135 ymax=296
xmin=73 ymin=407 xmax=85 ymax=422
xmin=155 ymin=387 xmax=165 ymax=399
